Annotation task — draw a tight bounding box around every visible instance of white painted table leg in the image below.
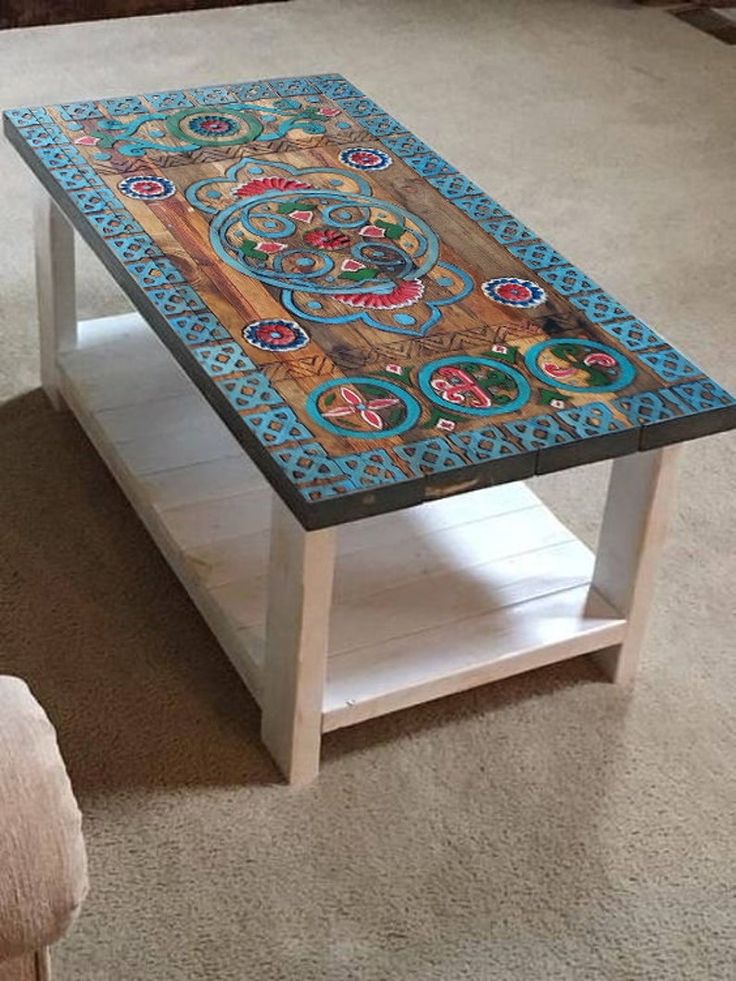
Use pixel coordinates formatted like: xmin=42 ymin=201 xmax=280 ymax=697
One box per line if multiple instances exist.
xmin=590 ymin=445 xmax=681 ymax=685
xmin=34 ymin=193 xmax=77 ymax=409
xmin=261 ymin=496 xmax=337 ymax=785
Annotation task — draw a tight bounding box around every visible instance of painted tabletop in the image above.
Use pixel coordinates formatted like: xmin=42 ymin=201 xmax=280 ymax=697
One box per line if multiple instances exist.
xmin=5 ymin=74 xmax=735 ymax=528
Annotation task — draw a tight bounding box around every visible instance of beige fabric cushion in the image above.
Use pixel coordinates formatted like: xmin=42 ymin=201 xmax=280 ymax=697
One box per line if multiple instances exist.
xmin=0 ymin=677 xmax=88 ymax=959
xmin=0 ymin=952 xmax=39 ymax=981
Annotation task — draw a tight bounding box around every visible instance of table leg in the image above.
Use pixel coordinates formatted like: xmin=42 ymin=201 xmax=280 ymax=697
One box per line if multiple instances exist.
xmin=261 ymin=496 xmax=337 ymax=785
xmin=34 ymin=192 xmax=76 ymax=410
xmin=590 ymin=445 xmax=681 ymax=685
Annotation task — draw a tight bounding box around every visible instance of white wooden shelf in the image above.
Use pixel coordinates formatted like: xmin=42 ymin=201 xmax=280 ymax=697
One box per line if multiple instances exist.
xmin=58 ymin=312 xmax=628 ymax=736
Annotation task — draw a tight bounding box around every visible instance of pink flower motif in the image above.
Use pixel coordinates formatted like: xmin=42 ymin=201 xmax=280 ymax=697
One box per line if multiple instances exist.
xmin=360 ymin=224 xmax=386 ymax=239
xmin=437 ymin=418 xmax=456 ymax=432
xmin=583 ymin=351 xmax=617 ymax=368
xmin=318 ymin=106 xmax=341 ymax=117
xmin=496 ymin=281 xmax=532 ymax=303
xmin=74 ymin=135 xmax=99 ymax=146
xmin=492 ymin=343 xmax=508 ymax=354
xmin=256 ymin=241 xmax=287 ymax=255
xmin=233 ymin=176 xmax=311 ymax=198
xmin=351 ymin=151 xmax=381 ymax=167
xmin=542 ymin=361 xmax=576 ymax=379
xmin=322 ymin=385 xmax=400 ymax=431
xmin=334 ymin=279 xmax=424 ymax=310
xmin=385 ymin=364 xmax=403 ymax=375
xmin=341 ymin=258 xmax=366 ymax=272
xmin=291 ymin=210 xmax=314 ymax=223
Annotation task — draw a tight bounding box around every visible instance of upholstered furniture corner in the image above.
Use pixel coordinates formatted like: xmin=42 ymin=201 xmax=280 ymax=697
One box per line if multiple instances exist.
xmin=0 ymin=677 xmax=88 ymax=980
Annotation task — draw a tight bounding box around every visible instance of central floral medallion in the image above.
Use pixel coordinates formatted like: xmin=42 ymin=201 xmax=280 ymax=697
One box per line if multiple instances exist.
xmin=187 ymin=156 xmax=473 ymax=336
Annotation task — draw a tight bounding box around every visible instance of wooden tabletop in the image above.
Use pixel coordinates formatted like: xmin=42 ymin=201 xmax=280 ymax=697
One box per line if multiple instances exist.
xmin=5 ymin=74 xmax=735 ymax=528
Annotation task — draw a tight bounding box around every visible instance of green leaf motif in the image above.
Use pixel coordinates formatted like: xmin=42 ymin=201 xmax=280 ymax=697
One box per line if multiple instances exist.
xmin=550 ymin=344 xmax=580 ymax=363
xmin=338 ymin=267 xmax=379 ymax=282
xmin=375 ymin=219 xmax=405 ymax=241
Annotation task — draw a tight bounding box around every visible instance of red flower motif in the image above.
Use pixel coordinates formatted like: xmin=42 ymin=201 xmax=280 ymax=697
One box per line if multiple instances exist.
xmin=359 ymin=224 xmax=386 ymax=239
xmin=334 ymin=279 xmax=424 ymax=310
xmin=254 ymin=322 xmax=296 ymax=346
xmin=304 ymin=228 xmax=351 ymax=250
xmin=341 ymin=258 xmax=365 ymax=272
xmin=352 ymin=151 xmax=381 ymax=167
xmin=132 ymin=180 xmax=164 ymax=195
xmin=233 ymin=177 xmax=312 ymax=198
xmin=583 ymin=351 xmax=617 ymax=368
xmin=255 ymin=240 xmax=286 ymax=255
xmin=496 ymin=282 xmax=532 ymax=303
xmin=200 ymin=119 xmax=230 ymax=133
xmin=322 ymin=385 xmax=399 ymax=431
xmin=542 ymin=361 xmax=577 ymax=379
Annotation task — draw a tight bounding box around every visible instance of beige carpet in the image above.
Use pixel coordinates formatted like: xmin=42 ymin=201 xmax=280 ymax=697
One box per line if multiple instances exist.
xmin=1 ymin=1 xmax=735 ymax=978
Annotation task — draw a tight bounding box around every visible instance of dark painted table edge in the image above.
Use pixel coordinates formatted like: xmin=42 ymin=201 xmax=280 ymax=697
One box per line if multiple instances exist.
xmin=5 ymin=106 xmax=736 ymax=531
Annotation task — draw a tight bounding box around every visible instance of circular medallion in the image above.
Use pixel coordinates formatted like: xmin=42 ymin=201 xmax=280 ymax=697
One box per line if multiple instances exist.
xmin=307 ymin=377 xmax=420 ymax=438
xmin=211 ymin=189 xmax=439 ymax=295
xmin=242 ymin=318 xmax=310 ymax=353
xmin=118 ymin=175 xmax=176 ymax=200
xmin=418 ymin=355 xmax=531 ymax=415
xmin=481 ymin=277 xmax=546 ymax=308
xmin=524 ymin=338 xmax=635 ymax=392
xmin=166 ymin=108 xmax=263 ymax=146
xmin=339 ymin=146 xmax=393 ymax=171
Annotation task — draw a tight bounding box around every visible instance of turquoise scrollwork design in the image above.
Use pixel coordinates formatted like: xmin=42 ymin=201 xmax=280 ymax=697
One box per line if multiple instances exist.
xmin=188 ymin=155 xmax=474 ymax=337
xmin=88 ymin=98 xmax=329 ymax=158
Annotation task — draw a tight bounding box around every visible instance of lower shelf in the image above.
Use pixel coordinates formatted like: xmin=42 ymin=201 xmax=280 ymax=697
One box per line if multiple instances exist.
xmin=59 ymin=313 xmax=627 ymax=732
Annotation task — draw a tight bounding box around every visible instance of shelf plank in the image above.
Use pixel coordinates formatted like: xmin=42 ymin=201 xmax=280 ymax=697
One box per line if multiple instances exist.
xmin=323 ymin=586 xmax=626 ymax=732
xmin=184 ymin=480 xmax=539 ymax=591
xmin=140 ymin=455 xmax=265 ymax=511
xmin=213 ymin=511 xmax=581 ymax=644
xmin=65 ymin=312 xmax=192 ymax=411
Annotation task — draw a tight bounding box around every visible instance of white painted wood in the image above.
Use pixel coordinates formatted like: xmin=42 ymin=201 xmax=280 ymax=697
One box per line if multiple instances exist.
xmin=590 ymin=446 xmax=680 ymax=685
xmin=261 ymin=496 xmax=336 ymax=785
xmin=210 ymin=513 xmax=581 ymax=645
xmin=323 ymin=586 xmax=626 ymax=731
xmin=93 ymin=394 xmax=242 ymax=475
xmin=57 ymin=312 xmax=663 ymax=780
xmin=66 ymin=313 xmax=192 ymax=411
xmin=36 ymin=947 xmax=51 ymax=981
xmin=157 ymin=488 xmax=272 ymax=551
xmin=74 ymin=311 xmax=145 ymax=350
xmin=140 ymin=455 xmax=264 ymax=511
xmin=185 ymin=483 xmax=541 ymax=591
xmin=34 ymin=193 xmax=76 ymax=409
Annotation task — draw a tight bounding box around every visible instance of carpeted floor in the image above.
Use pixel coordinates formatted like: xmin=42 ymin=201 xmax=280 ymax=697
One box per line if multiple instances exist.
xmin=1 ymin=1 xmax=734 ymax=978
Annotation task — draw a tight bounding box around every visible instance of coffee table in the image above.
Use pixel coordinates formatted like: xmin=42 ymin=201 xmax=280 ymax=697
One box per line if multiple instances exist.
xmin=6 ymin=74 xmax=734 ymax=783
